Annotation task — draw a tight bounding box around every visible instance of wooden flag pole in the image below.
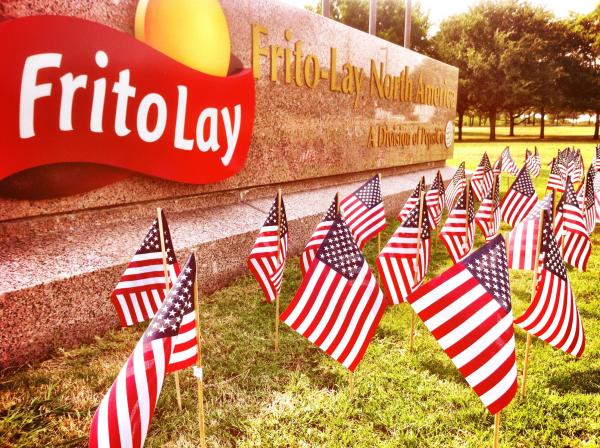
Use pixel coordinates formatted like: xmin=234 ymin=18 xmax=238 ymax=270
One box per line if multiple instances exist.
xmin=409 ymin=189 xmax=426 ymax=353
xmin=335 ymin=192 xmax=341 ymax=215
xmin=157 ymin=207 xmax=182 ymax=411
xmin=275 ymin=188 xmax=283 ymax=352
xmin=192 ymin=269 xmax=207 ymax=448
xmin=493 ymin=412 xmax=501 ymax=448
xmin=521 ymin=209 xmax=545 ymax=398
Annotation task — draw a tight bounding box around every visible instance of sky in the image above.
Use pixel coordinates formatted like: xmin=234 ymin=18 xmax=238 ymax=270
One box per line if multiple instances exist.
xmin=279 ymin=0 xmax=597 ymax=33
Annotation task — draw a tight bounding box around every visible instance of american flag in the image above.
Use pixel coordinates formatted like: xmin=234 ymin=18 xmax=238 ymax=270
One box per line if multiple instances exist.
xmin=90 ymin=254 xmax=199 ymax=448
xmin=300 ymin=196 xmax=338 ymax=276
xmin=111 ymin=211 xmax=180 ymax=327
xmin=339 ymin=175 xmax=386 ymax=250
xmin=492 ymin=156 xmax=502 ymax=177
xmin=556 ymin=148 xmax=570 ymax=180
xmin=570 ymin=150 xmax=584 ymax=183
xmin=377 ymin=197 xmax=431 ymax=305
xmin=426 ymin=170 xmax=445 ymax=228
xmin=525 ymin=147 xmax=541 ymax=177
xmin=406 ymin=235 xmax=518 ymax=415
xmin=399 ymin=178 xmax=425 ymax=222
xmin=247 ymin=195 xmax=289 ymax=303
xmin=515 ymin=210 xmax=585 ymax=358
xmin=508 ymin=192 xmax=553 ymax=270
xmin=546 ymin=157 xmax=565 ymax=193
xmin=280 ymin=216 xmax=386 ymax=372
xmin=500 ymin=166 xmax=538 ymax=227
xmin=500 ymin=147 xmax=519 ymax=175
xmin=594 ymin=170 xmax=600 ymax=222
xmin=475 ymin=176 xmax=501 ymax=241
xmin=471 ymin=152 xmax=493 ymax=201
xmin=582 ymin=167 xmax=596 ymax=234
xmin=445 ymin=162 xmax=466 ymax=211
xmin=594 ymin=145 xmax=600 ymax=171
xmin=554 ymin=179 xmax=591 ymax=271
xmin=439 ymin=184 xmax=475 ymax=263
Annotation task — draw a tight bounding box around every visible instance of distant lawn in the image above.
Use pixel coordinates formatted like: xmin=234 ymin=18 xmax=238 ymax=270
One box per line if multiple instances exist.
xmin=459 ymin=125 xmax=598 ymax=143
xmin=1 ymin=128 xmax=599 ymax=447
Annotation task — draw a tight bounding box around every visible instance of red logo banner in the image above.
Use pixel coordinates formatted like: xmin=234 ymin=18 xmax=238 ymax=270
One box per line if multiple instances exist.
xmin=0 ymin=15 xmax=255 ymax=198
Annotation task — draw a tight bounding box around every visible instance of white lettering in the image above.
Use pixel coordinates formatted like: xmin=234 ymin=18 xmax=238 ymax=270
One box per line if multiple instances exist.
xmin=137 ymin=93 xmax=167 ymax=143
xmin=220 ymin=105 xmax=242 ymax=166
xmin=174 ymin=85 xmax=193 ymax=151
xmin=196 ymin=108 xmax=220 ymax=153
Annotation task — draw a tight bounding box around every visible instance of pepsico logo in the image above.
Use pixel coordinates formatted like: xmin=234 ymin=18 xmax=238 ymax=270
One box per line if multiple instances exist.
xmin=0 ymin=0 xmax=255 ymax=199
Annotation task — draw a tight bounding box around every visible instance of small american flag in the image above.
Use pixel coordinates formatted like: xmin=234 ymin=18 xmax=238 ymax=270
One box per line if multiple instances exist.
xmin=90 ymin=254 xmax=198 ymax=448
xmin=546 ymin=157 xmax=565 ymax=193
xmin=492 ymin=156 xmax=502 ymax=177
xmin=426 ymin=170 xmax=445 ymax=228
xmin=406 ymin=235 xmax=518 ymax=414
xmin=594 ymin=145 xmax=600 ymax=171
xmin=500 ymin=147 xmax=519 ymax=175
xmin=508 ymin=192 xmax=553 ymax=270
xmin=475 ymin=176 xmax=501 ymax=241
xmin=501 ymin=166 xmax=538 ymax=227
xmin=280 ymin=216 xmax=386 ymax=372
xmin=515 ymin=211 xmax=585 ymax=357
xmin=399 ymin=178 xmax=425 ymax=222
xmin=582 ymin=166 xmax=597 ymax=234
xmin=377 ymin=197 xmax=431 ymax=305
xmin=111 ymin=211 xmax=179 ymax=327
xmin=471 ymin=152 xmax=493 ymax=201
xmin=525 ymin=147 xmax=541 ymax=177
xmin=300 ymin=196 xmax=338 ymax=276
xmin=439 ymin=184 xmax=475 ymax=263
xmin=248 ymin=195 xmax=289 ymax=303
xmin=554 ymin=179 xmax=591 ymax=271
xmin=594 ymin=170 xmax=600 ymax=222
xmin=340 ymin=175 xmax=386 ymax=250
xmin=445 ymin=162 xmax=466 ymax=211
xmin=570 ymin=150 xmax=584 ymax=183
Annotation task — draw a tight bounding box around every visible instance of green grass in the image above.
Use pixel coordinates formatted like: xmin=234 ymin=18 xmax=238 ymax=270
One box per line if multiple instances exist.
xmin=1 ymin=126 xmax=599 ymax=447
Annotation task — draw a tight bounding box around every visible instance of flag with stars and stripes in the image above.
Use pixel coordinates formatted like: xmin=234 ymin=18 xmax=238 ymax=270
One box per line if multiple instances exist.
xmin=515 ymin=211 xmax=585 ymax=358
xmin=280 ymin=216 xmax=386 ymax=372
xmin=500 ymin=147 xmax=519 ymax=175
xmin=339 ymin=175 xmax=386 ymax=250
xmin=398 ymin=178 xmax=425 ymax=222
xmin=471 ymin=153 xmax=494 ymax=201
xmin=594 ymin=169 xmax=600 ymax=222
xmin=492 ymin=156 xmax=502 ymax=177
xmin=582 ymin=167 xmax=596 ymax=234
xmin=475 ymin=176 xmax=501 ymax=241
xmin=247 ymin=195 xmax=289 ymax=303
xmin=546 ymin=157 xmax=565 ymax=193
xmin=570 ymin=150 xmax=584 ymax=184
xmin=508 ymin=192 xmax=553 ymax=270
xmin=301 ymin=196 xmax=338 ymax=277
xmin=445 ymin=162 xmax=466 ymax=212
xmin=594 ymin=146 xmax=600 ymax=171
xmin=406 ymin=235 xmax=518 ymax=415
xmin=426 ymin=171 xmax=445 ymax=228
xmin=110 ymin=210 xmax=180 ymax=327
xmin=439 ymin=185 xmax=475 ymax=263
xmin=90 ymin=254 xmax=198 ymax=448
xmin=554 ymin=179 xmax=591 ymax=271
xmin=377 ymin=196 xmax=431 ymax=305
xmin=525 ymin=147 xmax=541 ymax=177
xmin=501 ymin=166 xmax=538 ymax=227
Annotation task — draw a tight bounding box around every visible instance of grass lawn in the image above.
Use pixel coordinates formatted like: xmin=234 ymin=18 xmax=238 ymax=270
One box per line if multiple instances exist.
xmin=1 ymin=127 xmax=599 ymax=447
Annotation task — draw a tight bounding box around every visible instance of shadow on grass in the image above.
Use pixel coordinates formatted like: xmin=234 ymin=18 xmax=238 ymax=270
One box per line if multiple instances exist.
xmin=545 ymin=368 xmax=600 ymax=394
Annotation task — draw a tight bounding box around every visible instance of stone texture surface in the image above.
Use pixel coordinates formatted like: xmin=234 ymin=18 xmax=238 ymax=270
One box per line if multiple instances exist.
xmin=0 ymin=167 xmax=453 ymax=367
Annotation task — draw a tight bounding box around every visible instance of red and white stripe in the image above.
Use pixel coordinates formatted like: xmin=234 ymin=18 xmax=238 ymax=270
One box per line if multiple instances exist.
xmin=301 ymin=219 xmax=333 ymax=277
xmin=439 ymin=189 xmax=475 ymax=263
xmin=501 ymin=147 xmax=519 ymax=175
xmin=406 ymin=237 xmax=518 ymax=414
xmin=445 ymin=163 xmax=466 ymax=211
xmin=426 ymin=171 xmax=445 ymax=228
xmin=500 ymin=169 xmax=538 ymax=227
xmin=398 ymin=181 xmax=423 ymax=222
xmin=474 ymin=182 xmax=500 ymax=241
xmin=525 ymin=149 xmax=541 ymax=177
xmin=112 ymin=253 xmax=179 ymax=327
xmin=281 ymin=261 xmax=386 ymax=372
xmin=471 ymin=153 xmax=493 ymax=201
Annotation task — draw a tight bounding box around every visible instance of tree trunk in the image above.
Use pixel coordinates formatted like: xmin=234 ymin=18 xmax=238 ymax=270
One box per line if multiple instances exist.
xmin=540 ymin=106 xmax=545 ymax=139
xmin=458 ymin=110 xmax=464 ymax=141
xmin=470 ymin=115 xmax=474 ymax=126
xmin=489 ymin=108 xmax=497 ymax=141
xmin=509 ymin=113 xmax=515 ymax=137
xmin=532 ymin=114 xmax=536 ymax=126
xmin=478 ymin=115 xmax=482 ymax=126
xmin=594 ymin=111 xmax=599 ymax=140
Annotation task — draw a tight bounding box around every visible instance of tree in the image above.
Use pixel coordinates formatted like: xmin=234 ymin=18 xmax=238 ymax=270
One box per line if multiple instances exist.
xmin=307 ymin=0 xmax=432 ymax=54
